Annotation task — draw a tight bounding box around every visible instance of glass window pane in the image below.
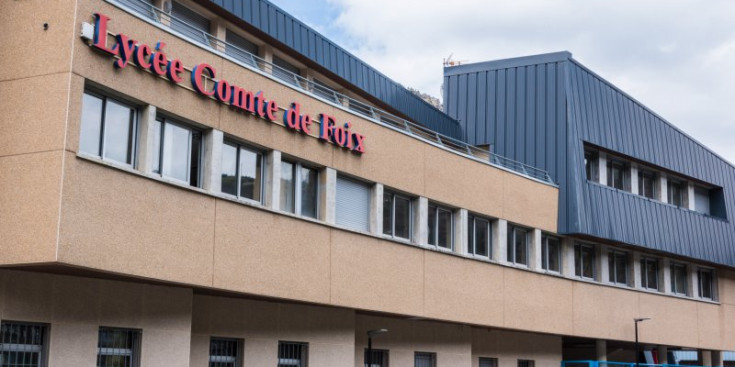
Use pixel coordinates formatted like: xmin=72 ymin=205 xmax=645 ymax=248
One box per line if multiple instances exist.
xmin=646 ymin=259 xmax=658 ymax=289
xmin=514 ymin=228 xmax=527 ymax=265
xmin=221 ymin=143 xmax=238 ymax=196
xmin=574 ymin=245 xmax=581 ymax=277
xmin=547 ymin=237 xmax=560 ymax=272
xmin=300 ymin=166 xmax=318 ymax=219
xmin=428 ymin=205 xmax=437 ymax=246
xmin=80 ymin=93 xmax=104 ymax=156
xmin=467 ymin=217 xmax=474 ymax=254
xmin=280 ymin=161 xmax=295 ymax=213
xmin=239 ymin=148 xmax=262 ymax=201
xmin=394 ymin=196 xmax=411 ymax=239
xmin=162 ymin=122 xmax=191 ymax=182
xmin=437 ymin=208 xmax=452 ymax=249
xmin=475 ymin=218 xmax=489 ymax=257
xmin=103 ymin=99 xmax=134 ymax=164
xmin=582 ymin=246 xmax=594 ymax=279
xmin=615 ymin=253 xmax=628 ymax=284
xmin=382 ymin=193 xmax=393 ymax=236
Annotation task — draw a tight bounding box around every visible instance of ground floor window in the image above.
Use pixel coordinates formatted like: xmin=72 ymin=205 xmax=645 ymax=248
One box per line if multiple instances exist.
xmin=97 ymin=327 xmax=141 ymax=367
xmin=518 ymin=360 xmax=535 ymax=367
xmin=209 ymin=337 xmax=243 ymax=367
xmin=0 ymin=321 xmax=48 ymax=367
xmin=364 ymin=349 xmax=389 ymax=367
xmin=278 ymin=341 xmax=308 ymax=367
xmin=480 ymin=357 xmax=498 ymax=367
xmin=414 ymin=352 xmax=436 ymax=367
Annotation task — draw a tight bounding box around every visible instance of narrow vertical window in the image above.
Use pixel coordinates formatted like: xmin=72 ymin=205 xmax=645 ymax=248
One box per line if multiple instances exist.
xmin=364 ymin=349 xmax=389 ymax=367
xmin=541 ymin=235 xmax=561 ymax=272
xmin=638 ymin=170 xmax=657 ymax=199
xmin=383 ymin=190 xmax=412 ymax=240
xmin=640 ymin=257 xmax=660 ymax=291
xmin=667 ymin=180 xmax=685 ymax=207
xmin=670 ymin=262 xmax=688 ymax=296
xmin=0 ymin=322 xmax=49 ymax=367
xmin=428 ymin=204 xmax=453 ymax=249
xmin=80 ymin=91 xmax=136 ymax=165
xmin=278 ymin=341 xmax=308 ymax=367
xmin=468 ymin=214 xmax=491 ymax=257
xmin=153 ymin=117 xmax=201 ymax=187
xmin=607 ymin=160 xmax=627 ymax=190
xmin=300 ymin=165 xmax=319 ymax=219
xmin=280 ymin=160 xmax=296 ymax=213
xmin=220 ymin=141 xmax=264 ymax=202
xmin=209 ymin=338 xmax=243 ymax=367
xmin=698 ymin=268 xmax=715 ymax=300
xmin=584 ymin=149 xmax=598 ymax=182
xmin=608 ymin=250 xmax=629 ymax=285
xmin=507 ymin=225 xmax=529 ymax=265
xmin=575 ymin=243 xmax=596 ymax=280
xmin=414 ymin=352 xmax=436 ymax=367
xmin=280 ymin=160 xmax=319 ymax=218
xmin=97 ymin=327 xmax=141 ymax=367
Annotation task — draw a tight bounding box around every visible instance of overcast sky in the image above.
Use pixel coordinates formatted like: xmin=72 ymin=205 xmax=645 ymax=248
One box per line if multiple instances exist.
xmin=270 ymin=0 xmax=735 ymax=164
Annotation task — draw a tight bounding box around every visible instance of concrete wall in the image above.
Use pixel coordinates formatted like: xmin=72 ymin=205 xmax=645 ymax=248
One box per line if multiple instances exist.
xmin=0 ymin=269 xmax=193 ymax=367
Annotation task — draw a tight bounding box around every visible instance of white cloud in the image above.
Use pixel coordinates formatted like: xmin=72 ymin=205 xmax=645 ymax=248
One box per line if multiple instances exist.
xmin=276 ymin=0 xmax=735 ymax=163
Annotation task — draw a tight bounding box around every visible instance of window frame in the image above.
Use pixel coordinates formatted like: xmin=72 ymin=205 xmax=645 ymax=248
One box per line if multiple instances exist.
xmin=507 ymin=225 xmax=530 ymax=266
xmin=0 ymin=321 xmax=50 ymax=367
xmin=640 ymin=257 xmax=660 ymax=291
xmin=638 ymin=169 xmax=657 ymax=199
xmin=363 ymin=348 xmax=389 ymax=367
xmin=606 ymin=159 xmax=628 ymax=191
xmin=670 ymin=262 xmax=689 ymax=296
xmin=209 ymin=337 xmax=244 ymax=367
xmin=667 ymin=179 xmax=686 ymax=207
xmin=697 ymin=267 xmax=716 ymax=301
xmin=153 ymin=116 xmax=202 ymax=187
xmin=414 ymin=351 xmax=436 ymax=367
xmin=277 ymin=341 xmax=308 ymax=367
xmin=382 ymin=190 xmax=413 ymax=241
xmin=608 ymin=250 xmax=629 ymax=286
xmin=541 ymin=234 xmax=561 ymax=273
xmin=427 ymin=203 xmax=454 ymax=251
xmin=221 ymin=139 xmax=265 ymax=204
xmin=80 ymin=90 xmax=138 ymax=167
xmin=574 ymin=243 xmax=596 ymax=280
xmin=96 ymin=327 xmax=142 ymax=367
xmin=467 ymin=213 xmax=492 ymax=258
xmin=584 ymin=149 xmax=598 ymax=182
xmin=480 ymin=357 xmax=499 ymax=367
xmin=280 ymin=159 xmax=320 ymax=219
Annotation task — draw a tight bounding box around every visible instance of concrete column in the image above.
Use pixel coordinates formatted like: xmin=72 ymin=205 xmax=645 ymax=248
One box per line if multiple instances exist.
xmin=688 ymin=263 xmax=699 ymax=298
xmin=265 ymin=150 xmax=282 ymax=210
xmin=530 ymin=229 xmax=543 ymax=270
xmin=661 ymin=258 xmax=672 ymax=294
xmin=562 ymin=238 xmax=576 ymax=278
xmin=632 ymin=252 xmax=642 ymax=289
xmin=598 ymin=152 xmax=608 ymax=185
xmin=712 ymin=351 xmax=723 ymax=367
xmin=211 ymin=18 xmax=227 ymax=51
xmin=455 ymin=209 xmax=468 ymax=255
xmin=657 ymin=346 xmax=668 ymax=365
xmin=201 ymin=129 xmax=223 ymax=193
xmin=687 ymin=182 xmax=696 ymax=210
xmin=259 ymin=45 xmax=274 ymax=72
xmin=137 ymin=105 xmax=158 ymax=174
xmin=319 ymin=167 xmax=336 ymax=224
xmin=414 ymin=197 xmax=429 ymax=246
xmin=701 ymin=351 xmax=713 ymax=367
xmin=631 ymin=163 xmax=640 ymax=195
xmin=658 ymin=173 xmax=668 ymax=202
xmin=599 ymin=245 xmax=610 ymax=283
xmin=370 ymin=183 xmax=384 ymax=235
xmin=492 ymin=219 xmax=508 ymax=263
xmin=155 ymin=0 xmax=171 ymax=26
xmin=596 ymin=340 xmax=607 ymax=362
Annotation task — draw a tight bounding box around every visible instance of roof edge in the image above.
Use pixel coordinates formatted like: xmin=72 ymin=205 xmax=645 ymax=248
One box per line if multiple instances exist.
xmin=443 ymin=51 xmax=572 ymax=76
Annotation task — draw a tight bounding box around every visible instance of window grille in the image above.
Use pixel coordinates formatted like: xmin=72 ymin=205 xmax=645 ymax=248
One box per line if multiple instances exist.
xmin=364 ymin=349 xmax=389 ymax=367
xmin=209 ymin=338 xmax=243 ymax=367
xmin=97 ymin=327 xmax=141 ymax=367
xmin=0 ymin=322 xmax=48 ymax=367
xmin=278 ymin=342 xmax=308 ymax=367
xmin=414 ymin=352 xmax=435 ymax=367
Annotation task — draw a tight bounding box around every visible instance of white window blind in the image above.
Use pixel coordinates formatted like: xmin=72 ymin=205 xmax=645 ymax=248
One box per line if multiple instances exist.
xmin=336 ymin=176 xmax=371 ymax=231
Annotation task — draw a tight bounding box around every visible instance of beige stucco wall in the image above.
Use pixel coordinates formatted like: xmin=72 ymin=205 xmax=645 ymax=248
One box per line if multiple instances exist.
xmin=0 ymin=269 xmax=193 ymax=367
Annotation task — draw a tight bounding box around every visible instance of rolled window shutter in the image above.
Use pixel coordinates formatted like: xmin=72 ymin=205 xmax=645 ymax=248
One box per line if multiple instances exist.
xmin=336 ymin=176 xmax=371 ymax=231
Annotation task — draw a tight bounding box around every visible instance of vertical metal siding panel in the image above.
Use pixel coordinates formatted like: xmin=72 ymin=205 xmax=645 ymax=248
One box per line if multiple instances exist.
xmin=496 ymin=69 xmax=506 ymax=155
xmin=525 ymin=65 xmax=536 ymax=167
xmin=486 ymin=71 xmax=497 ymax=147
xmin=535 ymin=64 xmax=546 ymax=169
xmin=557 ymin=61 xmax=568 ymax=230
xmin=576 ymin=66 xmax=593 ymax=145
xmin=457 ymin=74 xmax=468 ymax=139
xmin=277 ymin=11 xmax=286 ymax=43
xmin=477 ymin=72 xmax=487 ymax=145
xmin=447 ymin=76 xmax=458 ymax=121
xmin=515 ymin=67 xmax=525 ymax=161
xmin=466 ymin=73 xmax=477 ymax=143
xmin=546 ymin=63 xmax=557 ymax=177
xmin=506 ymin=68 xmax=517 ymax=159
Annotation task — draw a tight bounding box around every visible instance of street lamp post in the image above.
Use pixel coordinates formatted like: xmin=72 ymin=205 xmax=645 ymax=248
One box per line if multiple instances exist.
xmin=634 ymin=318 xmax=651 ymax=367
xmin=366 ymin=329 xmax=388 ymax=367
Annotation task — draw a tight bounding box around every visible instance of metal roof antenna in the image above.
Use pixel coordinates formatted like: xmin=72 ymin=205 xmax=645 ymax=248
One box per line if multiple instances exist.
xmin=443 ymin=53 xmax=468 ymax=67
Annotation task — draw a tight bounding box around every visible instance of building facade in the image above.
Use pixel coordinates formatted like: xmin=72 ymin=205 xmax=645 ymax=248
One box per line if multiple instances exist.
xmin=0 ymin=1 xmax=732 ymax=367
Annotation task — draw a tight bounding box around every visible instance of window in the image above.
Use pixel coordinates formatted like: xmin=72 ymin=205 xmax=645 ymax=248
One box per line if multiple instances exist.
xmin=336 ymin=176 xmax=371 ymax=232
xmin=607 ymin=159 xmax=628 ymax=190
xmin=80 ymin=91 xmax=137 ymax=165
xmin=225 ymin=30 xmax=258 ymax=67
xmin=468 ymin=214 xmax=492 ymax=257
xmin=507 ymin=225 xmax=529 ymax=265
xmin=480 ymin=358 xmax=498 ymax=367
xmin=518 ymin=360 xmax=535 ymax=367
xmin=428 ymin=204 xmax=453 ymax=249
xmin=670 ymin=262 xmax=688 ymax=296
xmin=97 ymin=327 xmax=141 ymax=367
xmin=541 ymin=235 xmax=561 ymax=272
xmin=608 ymin=250 xmax=629 ymax=285
xmin=383 ymin=191 xmax=412 ymax=240
xmin=584 ymin=150 xmax=598 ymax=181
xmin=640 ymin=257 xmax=659 ymax=291
xmin=638 ymin=169 xmax=657 ymax=199
xmin=364 ymin=349 xmax=388 ymax=367
xmin=171 ymin=1 xmax=211 ymax=44
xmin=0 ymin=321 xmax=49 ymax=367
xmin=278 ymin=341 xmax=308 ymax=367
xmin=152 ymin=117 xmax=202 ymax=187
xmin=414 ymin=352 xmax=436 ymax=367
xmin=698 ymin=268 xmax=716 ymax=300
xmin=221 ymin=141 xmax=263 ymax=202
xmin=574 ymin=243 xmax=595 ymax=279
xmin=667 ymin=180 xmax=685 ymax=207
xmin=280 ymin=160 xmax=319 ymax=219
xmin=693 ymin=186 xmax=711 ymax=215
xmin=209 ymin=338 xmax=243 ymax=367
xmin=272 ymin=56 xmax=300 ymax=85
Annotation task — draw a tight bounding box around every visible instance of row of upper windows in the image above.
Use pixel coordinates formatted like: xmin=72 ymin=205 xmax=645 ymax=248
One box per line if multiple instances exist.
xmin=584 ymin=146 xmax=726 ymax=219
xmin=79 ymin=89 xmax=719 ymax=302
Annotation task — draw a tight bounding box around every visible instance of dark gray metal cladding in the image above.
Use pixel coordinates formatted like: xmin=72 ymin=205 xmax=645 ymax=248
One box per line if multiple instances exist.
xmin=208 ymin=0 xmax=464 ymax=139
xmin=444 ymin=51 xmax=735 ymax=267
